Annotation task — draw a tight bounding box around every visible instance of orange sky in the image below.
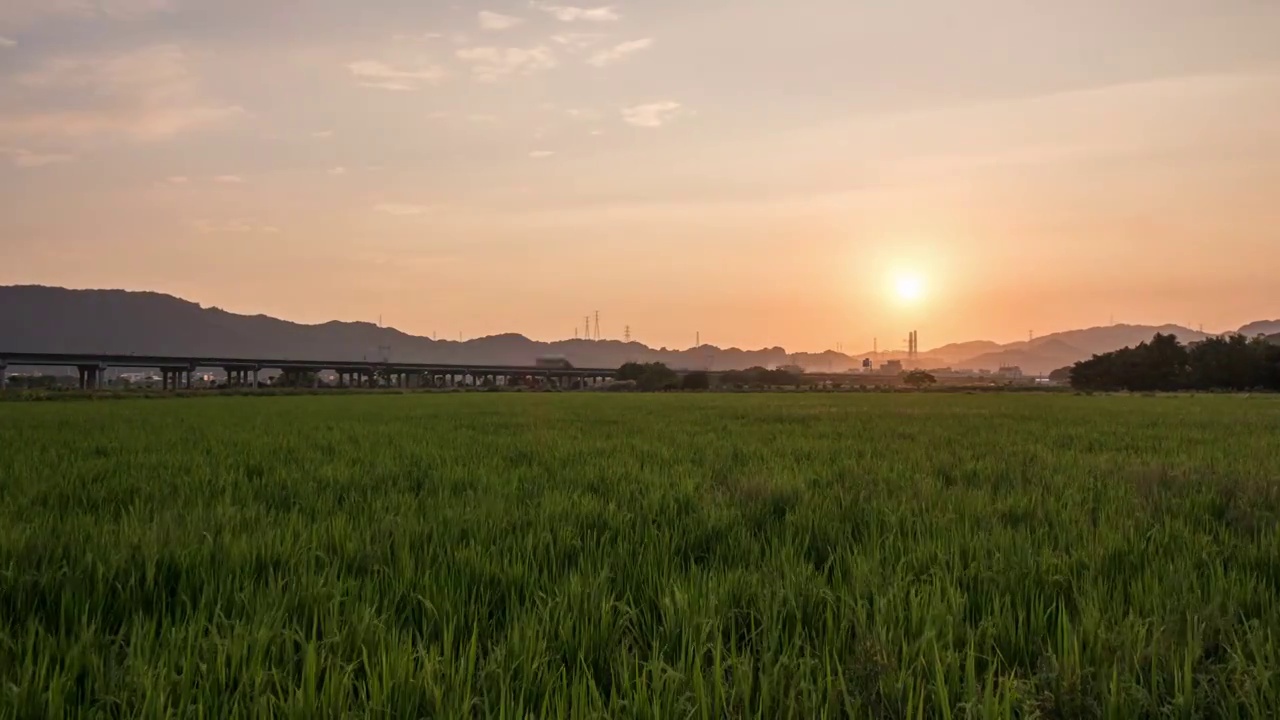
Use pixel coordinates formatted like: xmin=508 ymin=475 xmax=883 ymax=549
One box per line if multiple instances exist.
xmin=2 ymin=0 xmax=1278 ymax=352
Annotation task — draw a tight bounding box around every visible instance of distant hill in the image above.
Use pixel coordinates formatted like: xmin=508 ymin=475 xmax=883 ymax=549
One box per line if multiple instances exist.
xmin=0 ymin=286 xmax=790 ymax=371
xmin=1240 ymin=320 xmax=1280 ymax=337
xmin=0 ymin=285 xmax=1272 ymax=375
xmin=947 ymin=324 xmax=1212 ymax=375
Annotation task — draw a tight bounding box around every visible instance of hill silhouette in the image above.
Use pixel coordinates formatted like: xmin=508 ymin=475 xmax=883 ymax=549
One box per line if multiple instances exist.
xmin=0 ymin=285 xmax=1272 ymax=374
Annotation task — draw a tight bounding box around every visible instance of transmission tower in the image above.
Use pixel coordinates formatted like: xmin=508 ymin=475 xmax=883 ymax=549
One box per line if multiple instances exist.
xmin=594 ymin=311 xmax=600 ymax=340
xmin=584 ymin=316 xmax=590 ymax=340
xmin=624 ymin=325 xmax=631 ymax=342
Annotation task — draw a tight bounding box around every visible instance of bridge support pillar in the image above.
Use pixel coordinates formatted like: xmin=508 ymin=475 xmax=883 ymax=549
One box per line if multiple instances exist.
xmin=0 ymin=364 xmax=7 ymax=391
xmin=77 ymin=366 xmax=102 ymax=391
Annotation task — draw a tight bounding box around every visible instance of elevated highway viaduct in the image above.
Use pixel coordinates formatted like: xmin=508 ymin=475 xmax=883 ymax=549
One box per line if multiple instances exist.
xmin=0 ymin=353 xmax=620 ymax=391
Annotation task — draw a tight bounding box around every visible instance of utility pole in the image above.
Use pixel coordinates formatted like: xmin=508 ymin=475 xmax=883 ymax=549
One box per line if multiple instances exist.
xmin=696 ymin=331 xmax=700 ymax=347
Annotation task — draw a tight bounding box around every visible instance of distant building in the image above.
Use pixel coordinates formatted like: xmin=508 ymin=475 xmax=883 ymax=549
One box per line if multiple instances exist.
xmin=997 ymin=366 xmax=1024 ymax=378
xmin=881 ymin=359 xmax=904 ymax=374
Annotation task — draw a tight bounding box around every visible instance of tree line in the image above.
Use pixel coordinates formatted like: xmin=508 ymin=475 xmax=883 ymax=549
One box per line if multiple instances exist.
xmin=1067 ymin=333 xmax=1280 ymax=391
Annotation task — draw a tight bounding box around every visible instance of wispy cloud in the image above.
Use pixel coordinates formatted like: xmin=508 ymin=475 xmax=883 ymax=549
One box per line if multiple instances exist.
xmin=347 ymin=59 xmax=447 ymax=91
xmin=478 ymin=11 xmax=523 ymax=31
xmin=166 ymin=175 xmax=188 ymax=183
xmin=0 ymin=36 xmax=16 ymax=48
xmin=551 ymin=33 xmax=606 ymax=53
xmin=622 ymin=101 xmax=683 ymax=127
xmin=455 ymin=46 xmax=556 ymax=82
xmin=588 ymin=38 xmax=653 ymax=67
xmin=214 ymin=174 xmax=244 ymax=183
xmin=1 ymin=147 xmax=75 ymax=167
xmin=394 ymin=31 xmax=445 ymax=42
xmin=375 ymin=203 xmax=433 ymax=216
xmin=0 ymin=0 xmax=174 ymax=29
xmin=5 ymin=44 xmax=243 ymax=141
xmin=192 ymin=219 xmax=280 ymax=234
xmin=328 ymin=166 xmax=347 ymax=176
xmin=529 ymin=150 xmax=555 ymax=159
xmin=530 ymin=3 xmax=619 ymax=22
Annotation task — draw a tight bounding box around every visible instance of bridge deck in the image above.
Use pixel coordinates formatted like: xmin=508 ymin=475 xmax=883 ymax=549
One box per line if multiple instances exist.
xmin=0 ymin=352 xmax=618 ymax=375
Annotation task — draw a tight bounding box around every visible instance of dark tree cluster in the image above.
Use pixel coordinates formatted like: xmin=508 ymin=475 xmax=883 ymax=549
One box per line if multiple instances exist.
xmin=616 ymin=362 xmax=680 ymax=391
xmin=1070 ymin=333 xmax=1280 ymax=391
xmin=719 ymin=366 xmax=803 ymax=389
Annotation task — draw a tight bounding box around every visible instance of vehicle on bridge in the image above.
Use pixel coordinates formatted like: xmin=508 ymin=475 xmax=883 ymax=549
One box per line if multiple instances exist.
xmin=535 ymin=355 xmax=574 ymax=370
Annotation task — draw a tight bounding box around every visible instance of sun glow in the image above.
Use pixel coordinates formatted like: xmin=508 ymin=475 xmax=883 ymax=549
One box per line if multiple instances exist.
xmin=894 ymin=273 xmax=926 ymax=304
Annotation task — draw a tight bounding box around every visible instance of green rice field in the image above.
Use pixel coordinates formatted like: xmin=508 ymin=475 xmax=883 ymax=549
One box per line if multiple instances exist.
xmin=2 ymin=393 xmax=1280 ymax=718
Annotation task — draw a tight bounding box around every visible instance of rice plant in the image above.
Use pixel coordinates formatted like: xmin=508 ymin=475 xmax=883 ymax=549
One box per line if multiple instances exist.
xmin=1 ymin=393 xmax=1278 ymax=717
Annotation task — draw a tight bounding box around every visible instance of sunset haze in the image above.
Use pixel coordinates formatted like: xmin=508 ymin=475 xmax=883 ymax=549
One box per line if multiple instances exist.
xmin=2 ymin=0 xmax=1278 ymax=352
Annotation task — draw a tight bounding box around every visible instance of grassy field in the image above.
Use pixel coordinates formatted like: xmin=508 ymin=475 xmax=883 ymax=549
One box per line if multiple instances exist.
xmin=2 ymin=393 xmax=1279 ymax=718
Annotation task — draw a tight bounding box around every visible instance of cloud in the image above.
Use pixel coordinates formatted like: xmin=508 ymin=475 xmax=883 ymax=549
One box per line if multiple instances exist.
xmin=6 ymin=44 xmax=243 ymax=141
xmin=0 ymin=0 xmax=174 ymax=29
xmin=529 ymin=150 xmax=555 ymax=158
xmin=550 ymin=33 xmax=605 ymax=52
xmin=192 ymin=219 xmax=280 ymax=234
xmin=375 ymin=203 xmax=433 ymax=216
xmin=530 ymin=2 xmax=619 ymax=22
xmin=1 ymin=147 xmax=75 ymax=167
xmin=588 ymin=38 xmax=653 ymax=67
xmin=394 ymin=32 xmax=445 ymax=42
xmin=311 ymin=130 xmax=334 ymax=139
xmin=622 ymin=101 xmax=684 ymax=127
xmin=166 ymin=175 xmax=188 ymax=183
xmin=214 ymin=174 xmax=244 ymax=183
xmin=478 ymin=11 xmax=523 ymax=31
xmin=328 ymin=166 xmax=347 ymax=175
xmin=347 ymin=60 xmax=447 ymax=90
xmin=564 ymin=108 xmax=602 ymax=120
xmin=0 ymin=36 xmax=16 ymax=48
xmin=455 ymin=46 xmax=556 ymax=82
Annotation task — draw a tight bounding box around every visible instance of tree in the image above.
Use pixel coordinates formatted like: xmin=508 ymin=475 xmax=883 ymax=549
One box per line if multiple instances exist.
xmin=903 ymin=370 xmax=937 ymax=389
xmin=681 ymin=371 xmax=710 ymax=390
xmin=637 ymin=364 xmax=679 ymax=392
xmin=618 ymin=362 xmax=680 ymax=391
xmin=1048 ymin=366 xmax=1073 ymax=383
xmin=1069 ymin=332 xmax=1280 ymax=392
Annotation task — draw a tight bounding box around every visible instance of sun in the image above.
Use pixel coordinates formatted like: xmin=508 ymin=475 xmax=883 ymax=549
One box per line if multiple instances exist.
xmin=893 ymin=273 xmax=926 ymax=304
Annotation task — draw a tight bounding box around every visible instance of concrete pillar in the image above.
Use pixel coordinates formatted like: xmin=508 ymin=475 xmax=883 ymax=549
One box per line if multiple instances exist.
xmin=0 ymin=364 xmax=7 ymax=391
xmin=252 ymin=369 xmax=259 ymax=389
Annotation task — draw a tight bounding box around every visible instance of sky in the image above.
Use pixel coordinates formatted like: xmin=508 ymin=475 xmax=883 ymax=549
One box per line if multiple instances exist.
xmin=1 ymin=0 xmax=1278 ymax=352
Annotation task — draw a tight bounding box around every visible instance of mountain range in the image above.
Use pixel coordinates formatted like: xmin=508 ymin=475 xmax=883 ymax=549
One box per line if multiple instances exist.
xmin=1 ymin=286 xmax=1276 ymax=375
